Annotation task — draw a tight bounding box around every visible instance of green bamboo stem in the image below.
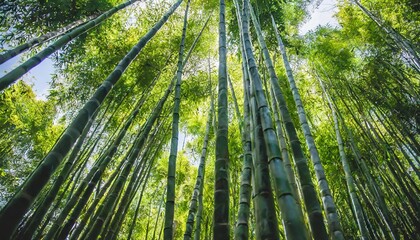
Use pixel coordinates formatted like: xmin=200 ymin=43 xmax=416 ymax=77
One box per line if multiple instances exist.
xmin=193 ymin=176 xmax=205 ymax=240
xmin=84 ymin=89 xmax=172 ymax=239
xmin=102 ymin=125 xmax=163 ymax=240
xmin=105 ymin=107 xmax=170 ymax=240
xmin=231 ymin=2 xmax=253 ymax=238
xmin=0 ymin=13 xmax=98 ymax=64
xmin=234 ymin=68 xmax=253 ymax=240
xmin=44 ymin=79 xmax=163 ymax=239
xmin=0 ymin=0 xmax=140 ymax=91
xmin=228 ymin=74 xmax=243 ymax=131
xmin=164 ymin=1 xmax=191 ymax=239
xmin=272 ymin=15 xmax=341 ymax=240
xmin=249 ymin=79 xmax=280 ymax=239
xmin=241 ymin=0 xmax=309 ymax=238
xmin=46 ymin=134 xmax=136 ymax=239
xmin=126 ymin=134 xmax=167 ymax=240
xmin=33 ymin=134 xmax=102 ymax=239
xmin=192 ymin=60 xmax=213 ymax=240
xmin=249 ymin=4 xmax=301 ymax=206
xmin=318 ymin=76 xmax=369 ymax=239
xmin=69 ymin=150 xmax=126 ymax=240
xmin=129 ymin=182 xmax=161 ymax=240
xmin=18 ymin=70 xmax=140 ymax=239
xmin=213 ymin=0 xmax=230 ymax=238
xmin=17 ymin=109 xmax=99 ymax=239
xmin=153 ymin=189 xmax=167 ymax=240
xmin=189 ymin=20 xmax=215 ymax=240
xmin=184 ymin=95 xmax=213 ymax=240
xmin=269 ymin=85 xmax=300 ymax=202
xmin=34 ymin=117 xmax=131 ymax=239
xmin=317 ymin=66 xmax=400 ymax=238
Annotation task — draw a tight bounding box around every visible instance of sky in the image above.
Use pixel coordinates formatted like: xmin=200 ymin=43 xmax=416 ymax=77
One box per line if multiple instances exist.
xmin=300 ymin=0 xmax=339 ymax=35
xmin=0 ymin=0 xmax=339 ymax=100
xmin=0 ymin=52 xmax=54 ymax=100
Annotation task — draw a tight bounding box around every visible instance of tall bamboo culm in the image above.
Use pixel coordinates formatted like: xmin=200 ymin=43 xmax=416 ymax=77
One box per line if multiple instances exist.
xmin=183 ymin=92 xmax=213 ymax=240
xmin=164 ymin=0 xmax=191 ymax=239
xmin=234 ymin=0 xmax=278 ymax=238
xmin=231 ymin=2 xmax=254 ymax=238
xmin=232 ymin=60 xmax=253 ymax=240
xmin=272 ymin=15 xmax=343 ymax=240
xmin=250 ymin=6 xmax=307 ymax=232
xmin=0 ymin=0 xmax=141 ymax=91
xmin=214 ymin=0 xmax=230 ymax=238
xmin=0 ymin=13 xmax=98 ymax=65
xmin=352 ymin=0 xmax=420 ymax=73
xmin=241 ymin=0 xmax=308 ymax=239
xmin=193 ymin=57 xmax=214 ymax=240
xmin=317 ymin=75 xmax=369 ymax=239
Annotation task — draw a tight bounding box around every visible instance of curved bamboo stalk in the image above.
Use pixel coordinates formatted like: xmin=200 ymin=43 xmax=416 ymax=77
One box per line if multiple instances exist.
xmin=0 ymin=0 xmax=140 ymax=91
xmin=0 ymin=2 xmax=182 ymax=237
xmin=0 ymin=13 xmax=98 ymax=64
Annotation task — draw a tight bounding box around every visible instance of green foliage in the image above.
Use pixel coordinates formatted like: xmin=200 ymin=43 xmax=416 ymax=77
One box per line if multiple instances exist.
xmin=0 ymin=0 xmax=119 ymax=46
xmin=0 ymin=81 xmax=63 ymax=205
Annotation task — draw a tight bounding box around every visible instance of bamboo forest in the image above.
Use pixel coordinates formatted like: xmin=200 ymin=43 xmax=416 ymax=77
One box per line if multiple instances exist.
xmin=0 ymin=0 xmax=419 ymax=239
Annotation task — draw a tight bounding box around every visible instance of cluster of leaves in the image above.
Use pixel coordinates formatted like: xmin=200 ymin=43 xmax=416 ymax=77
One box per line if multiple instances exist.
xmin=0 ymin=81 xmax=63 ymax=205
xmin=0 ymin=0 xmax=119 ymax=46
